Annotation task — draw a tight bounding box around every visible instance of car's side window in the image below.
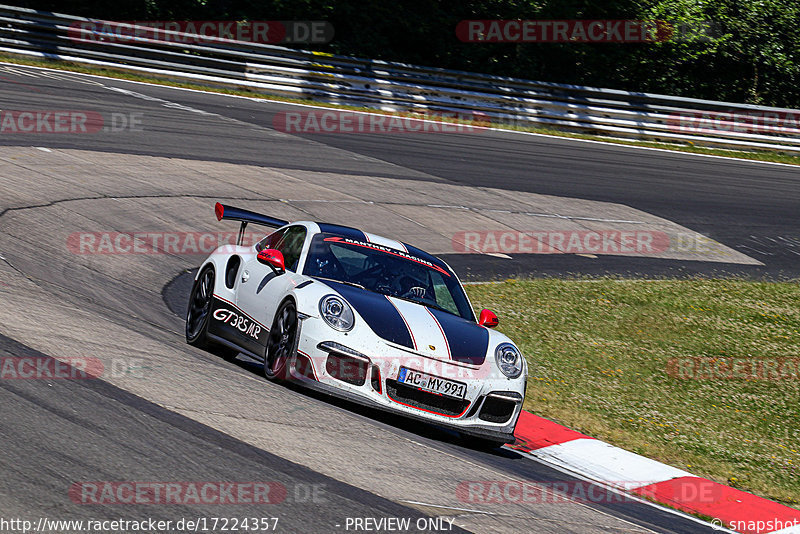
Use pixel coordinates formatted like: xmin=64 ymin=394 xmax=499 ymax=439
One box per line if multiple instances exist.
xmin=256 ymin=226 xmax=306 ymax=271
xmin=274 ymin=226 xmax=307 ymax=272
xmin=256 ymin=228 xmax=285 ymax=252
xmin=255 ymin=227 xmax=307 ymax=272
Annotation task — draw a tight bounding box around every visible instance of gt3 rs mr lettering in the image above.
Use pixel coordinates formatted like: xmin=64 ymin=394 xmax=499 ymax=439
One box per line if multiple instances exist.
xmin=213 ymin=308 xmax=262 ymax=340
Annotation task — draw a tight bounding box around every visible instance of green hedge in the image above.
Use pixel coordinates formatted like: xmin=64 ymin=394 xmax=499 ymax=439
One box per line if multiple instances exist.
xmin=19 ymin=0 xmax=800 ymax=108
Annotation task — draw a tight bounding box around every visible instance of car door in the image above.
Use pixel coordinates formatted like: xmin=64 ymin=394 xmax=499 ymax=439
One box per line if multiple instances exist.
xmin=236 ymin=225 xmax=308 ymax=348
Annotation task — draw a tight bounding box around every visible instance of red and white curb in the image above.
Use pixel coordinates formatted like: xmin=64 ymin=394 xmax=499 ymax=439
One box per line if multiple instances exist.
xmin=510 ymin=411 xmax=800 ymax=534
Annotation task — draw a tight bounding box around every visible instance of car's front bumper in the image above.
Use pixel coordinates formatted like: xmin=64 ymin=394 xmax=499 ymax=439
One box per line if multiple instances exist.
xmin=287 ymin=317 xmax=526 ymax=444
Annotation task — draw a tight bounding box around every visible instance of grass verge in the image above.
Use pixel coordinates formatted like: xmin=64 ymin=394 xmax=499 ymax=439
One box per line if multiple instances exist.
xmin=465 ymin=278 xmax=800 ymax=508
xmin=2 ymin=52 xmax=800 ymax=166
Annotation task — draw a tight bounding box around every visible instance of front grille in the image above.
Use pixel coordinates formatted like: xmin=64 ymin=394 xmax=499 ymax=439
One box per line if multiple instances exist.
xmin=478 ymin=395 xmax=517 ymax=423
xmin=325 ymin=353 xmax=368 ymax=386
xmin=386 ymin=379 xmax=470 ymax=417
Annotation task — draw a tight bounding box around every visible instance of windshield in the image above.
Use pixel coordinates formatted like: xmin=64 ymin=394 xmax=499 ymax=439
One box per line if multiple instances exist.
xmin=303 ymin=234 xmax=474 ymax=321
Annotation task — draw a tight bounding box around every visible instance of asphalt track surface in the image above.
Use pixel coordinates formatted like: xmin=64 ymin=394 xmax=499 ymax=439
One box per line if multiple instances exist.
xmin=1 ymin=63 xmax=798 ymax=279
xmin=0 ymin=333 xmax=453 ymax=532
xmin=0 ymin=63 xmax=786 ymax=533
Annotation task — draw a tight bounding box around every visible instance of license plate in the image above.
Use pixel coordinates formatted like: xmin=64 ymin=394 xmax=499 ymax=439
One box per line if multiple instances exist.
xmin=397 ymin=367 xmax=467 ymax=400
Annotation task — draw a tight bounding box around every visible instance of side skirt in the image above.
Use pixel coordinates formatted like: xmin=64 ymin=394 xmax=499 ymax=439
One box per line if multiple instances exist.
xmin=206 ymin=332 xmax=264 ymax=362
xmin=206 ymin=296 xmax=269 ymax=356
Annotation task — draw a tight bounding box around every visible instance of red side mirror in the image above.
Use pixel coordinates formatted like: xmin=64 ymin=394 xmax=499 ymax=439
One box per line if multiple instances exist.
xmin=478 ymin=309 xmax=499 ymax=328
xmin=257 ymin=248 xmax=285 ymax=273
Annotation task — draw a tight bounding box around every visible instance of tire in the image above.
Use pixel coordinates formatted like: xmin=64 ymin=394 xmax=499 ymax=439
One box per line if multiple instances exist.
xmin=186 ymin=265 xmax=216 ymax=348
xmin=264 ymin=300 xmax=298 ymax=381
xmin=186 ymin=266 xmax=239 ymax=360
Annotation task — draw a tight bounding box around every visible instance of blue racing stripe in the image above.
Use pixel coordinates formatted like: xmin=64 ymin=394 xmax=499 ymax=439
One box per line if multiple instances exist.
xmin=403 ymin=243 xmax=452 ymax=276
xmin=428 ymin=308 xmax=489 ymax=365
xmin=320 ymin=280 xmax=415 ymax=349
xmin=316 ymin=223 xmax=367 ymax=242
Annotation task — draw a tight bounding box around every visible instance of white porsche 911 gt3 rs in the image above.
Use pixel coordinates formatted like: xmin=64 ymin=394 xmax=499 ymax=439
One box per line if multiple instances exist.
xmin=186 ymin=203 xmax=527 ymax=446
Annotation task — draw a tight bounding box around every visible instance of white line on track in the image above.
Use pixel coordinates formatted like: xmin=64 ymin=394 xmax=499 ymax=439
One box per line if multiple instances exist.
xmin=0 ymin=65 xmax=37 ymax=77
xmin=398 ymin=500 xmax=496 ymax=515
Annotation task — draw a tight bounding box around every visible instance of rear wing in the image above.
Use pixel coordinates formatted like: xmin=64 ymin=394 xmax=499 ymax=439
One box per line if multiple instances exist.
xmin=214 ymin=202 xmax=288 ymax=246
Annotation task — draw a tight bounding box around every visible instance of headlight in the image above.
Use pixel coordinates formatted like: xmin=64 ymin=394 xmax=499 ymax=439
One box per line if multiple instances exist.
xmin=495 ymin=343 xmax=524 ymax=379
xmin=319 ymin=295 xmax=355 ymax=331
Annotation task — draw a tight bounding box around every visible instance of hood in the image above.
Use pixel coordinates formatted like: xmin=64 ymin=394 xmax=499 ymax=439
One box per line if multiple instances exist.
xmin=322 ymin=280 xmax=488 ymax=365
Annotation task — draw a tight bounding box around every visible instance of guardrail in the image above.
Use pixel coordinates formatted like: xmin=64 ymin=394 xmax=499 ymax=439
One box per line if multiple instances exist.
xmin=1 ymin=3 xmax=799 ymax=153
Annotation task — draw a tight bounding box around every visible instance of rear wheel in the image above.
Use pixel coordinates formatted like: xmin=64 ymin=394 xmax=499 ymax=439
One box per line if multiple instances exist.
xmin=186 ymin=266 xmax=238 ymax=359
xmin=264 ymin=300 xmax=298 ymax=381
xmin=186 ymin=266 xmax=215 ymax=348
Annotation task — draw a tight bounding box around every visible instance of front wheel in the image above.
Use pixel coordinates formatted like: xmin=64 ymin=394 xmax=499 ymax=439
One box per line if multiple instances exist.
xmin=264 ymin=300 xmax=298 ymax=380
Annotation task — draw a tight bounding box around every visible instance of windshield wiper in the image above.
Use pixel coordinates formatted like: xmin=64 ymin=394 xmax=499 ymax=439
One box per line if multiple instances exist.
xmin=312 ymin=276 xmax=365 ymax=290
